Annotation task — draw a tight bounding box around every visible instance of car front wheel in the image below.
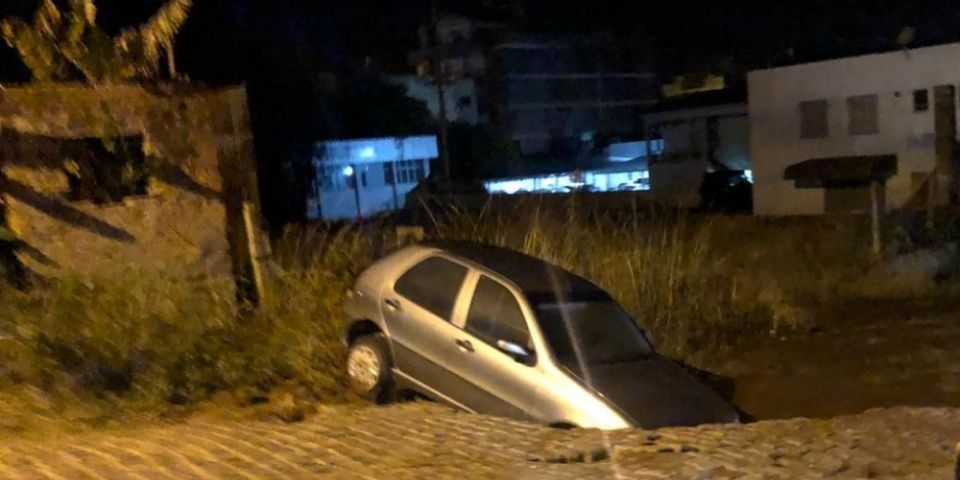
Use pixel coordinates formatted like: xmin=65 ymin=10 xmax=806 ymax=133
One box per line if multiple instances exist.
xmin=346 ymin=334 xmax=394 ymax=403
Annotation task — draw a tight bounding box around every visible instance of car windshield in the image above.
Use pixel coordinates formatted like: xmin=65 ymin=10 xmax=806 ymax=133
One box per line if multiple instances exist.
xmin=534 ymin=297 xmax=654 ymax=369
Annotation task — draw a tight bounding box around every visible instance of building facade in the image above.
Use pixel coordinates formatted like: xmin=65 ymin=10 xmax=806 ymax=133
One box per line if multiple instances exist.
xmin=644 ymin=96 xmax=750 ymax=208
xmin=490 ymin=34 xmax=658 ymax=156
xmin=749 ymin=42 xmax=960 ymax=216
xmin=409 ymin=16 xmax=658 ymax=158
xmin=308 ymin=136 xmax=437 ymax=221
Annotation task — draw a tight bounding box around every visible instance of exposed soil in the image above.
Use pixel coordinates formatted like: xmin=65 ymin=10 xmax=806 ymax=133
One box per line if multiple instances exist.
xmin=716 ymin=297 xmax=960 ymax=420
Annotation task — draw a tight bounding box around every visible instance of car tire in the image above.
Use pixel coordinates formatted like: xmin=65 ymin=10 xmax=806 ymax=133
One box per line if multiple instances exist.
xmin=346 ymin=334 xmax=394 ymax=403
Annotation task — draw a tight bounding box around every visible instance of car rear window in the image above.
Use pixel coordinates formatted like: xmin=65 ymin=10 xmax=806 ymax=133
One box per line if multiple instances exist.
xmin=394 ymin=256 xmax=468 ymax=321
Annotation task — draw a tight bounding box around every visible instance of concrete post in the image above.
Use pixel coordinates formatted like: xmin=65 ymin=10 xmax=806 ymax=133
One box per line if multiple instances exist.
xmin=352 ymin=163 xmax=362 ymax=221
xmin=871 ymin=180 xmax=882 ymax=258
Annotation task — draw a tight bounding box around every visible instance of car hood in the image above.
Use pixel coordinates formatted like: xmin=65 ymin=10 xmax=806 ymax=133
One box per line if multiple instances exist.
xmin=574 ymin=356 xmax=738 ymax=429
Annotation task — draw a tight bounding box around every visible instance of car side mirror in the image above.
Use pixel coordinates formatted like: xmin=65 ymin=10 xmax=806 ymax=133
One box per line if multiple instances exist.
xmin=496 ymin=339 xmax=534 ymax=365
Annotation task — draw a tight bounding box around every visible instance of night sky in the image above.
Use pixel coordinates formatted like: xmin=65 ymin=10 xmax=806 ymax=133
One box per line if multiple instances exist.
xmin=3 ymin=0 xmax=960 ymax=84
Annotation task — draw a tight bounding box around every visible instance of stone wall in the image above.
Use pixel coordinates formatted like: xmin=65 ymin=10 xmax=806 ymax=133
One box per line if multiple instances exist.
xmin=0 ymin=84 xmax=264 ymax=297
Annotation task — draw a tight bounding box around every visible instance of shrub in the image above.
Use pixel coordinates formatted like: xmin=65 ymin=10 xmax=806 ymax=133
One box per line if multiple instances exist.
xmin=0 ymin=224 xmax=372 ymax=409
xmin=0 ymin=274 xmax=236 ymax=400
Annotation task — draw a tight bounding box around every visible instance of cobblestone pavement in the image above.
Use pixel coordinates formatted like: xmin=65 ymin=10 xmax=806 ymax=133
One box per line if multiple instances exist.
xmin=0 ymin=403 xmax=957 ymax=479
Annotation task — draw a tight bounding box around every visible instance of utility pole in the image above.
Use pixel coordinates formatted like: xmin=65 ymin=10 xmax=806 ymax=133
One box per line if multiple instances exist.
xmin=431 ymin=0 xmax=452 ymax=179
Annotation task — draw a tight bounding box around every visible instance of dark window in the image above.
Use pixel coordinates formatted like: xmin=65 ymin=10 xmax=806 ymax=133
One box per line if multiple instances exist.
xmin=384 ymin=162 xmax=395 ymax=185
xmin=320 ymin=165 xmax=350 ymax=191
xmin=318 ymin=168 xmax=334 ymax=190
xmin=914 ymin=89 xmax=929 ymax=112
xmin=59 ymin=136 xmax=149 ymax=204
xmin=360 ymin=168 xmax=368 ymax=188
xmin=800 ymin=100 xmax=829 ymax=139
xmin=394 ymin=160 xmax=426 ymax=184
xmin=465 ymin=276 xmax=532 ymax=351
xmin=395 ymin=257 xmax=468 ymax=321
xmin=824 ymin=185 xmax=874 ymax=213
xmin=847 ymin=94 xmax=879 ymax=135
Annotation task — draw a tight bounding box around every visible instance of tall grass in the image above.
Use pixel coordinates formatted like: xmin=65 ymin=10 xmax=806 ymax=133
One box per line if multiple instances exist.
xmin=0 ymin=196 xmax=938 ymax=420
xmin=425 ymin=200 xmax=800 ymax=358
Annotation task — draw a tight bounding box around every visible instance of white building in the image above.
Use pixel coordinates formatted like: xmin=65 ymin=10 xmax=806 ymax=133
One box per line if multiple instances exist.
xmin=749 ymin=42 xmax=960 ymax=216
xmin=308 ymin=136 xmax=437 ymax=221
xmin=643 ymin=95 xmax=750 ymax=207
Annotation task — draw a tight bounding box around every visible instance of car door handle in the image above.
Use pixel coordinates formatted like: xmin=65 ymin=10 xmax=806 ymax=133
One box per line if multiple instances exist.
xmin=384 ymin=298 xmax=402 ymax=311
xmin=455 ymin=339 xmax=474 ymax=353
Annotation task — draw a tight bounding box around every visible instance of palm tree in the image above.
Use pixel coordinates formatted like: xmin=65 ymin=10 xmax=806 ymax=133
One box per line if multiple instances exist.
xmin=1 ymin=0 xmax=193 ymax=83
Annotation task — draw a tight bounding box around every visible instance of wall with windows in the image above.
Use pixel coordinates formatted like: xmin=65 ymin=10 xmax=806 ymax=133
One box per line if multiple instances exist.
xmin=644 ymin=103 xmax=750 ymax=207
xmin=309 ymin=136 xmax=435 ymax=220
xmin=492 ymin=38 xmax=658 ymax=156
xmin=749 ymin=42 xmax=960 ymax=215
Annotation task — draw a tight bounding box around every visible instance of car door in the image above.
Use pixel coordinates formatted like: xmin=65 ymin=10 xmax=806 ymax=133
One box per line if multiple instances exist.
xmin=380 ymin=254 xmax=477 ymax=408
xmin=446 ymin=273 xmax=547 ymax=420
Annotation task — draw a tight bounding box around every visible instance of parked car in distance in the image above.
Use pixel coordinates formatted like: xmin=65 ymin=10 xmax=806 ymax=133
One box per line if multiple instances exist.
xmin=615 ymin=181 xmax=647 ymax=192
xmin=535 ymin=185 xmax=568 ymax=194
xmin=342 ymin=242 xmax=740 ymax=430
xmin=563 ymin=184 xmax=598 ymax=193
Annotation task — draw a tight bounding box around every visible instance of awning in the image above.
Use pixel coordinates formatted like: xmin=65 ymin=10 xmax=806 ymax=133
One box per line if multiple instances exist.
xmin=784 ymin=155 xmax=897 ymax=188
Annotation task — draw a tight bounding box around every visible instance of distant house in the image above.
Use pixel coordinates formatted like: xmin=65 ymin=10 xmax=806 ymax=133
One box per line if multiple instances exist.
xmin=643 ymin=87 xmax=750 ymax=208
xmin=749 ymin=42 xmax=960 ymax=216
xmin=308 ymin=136 xmax=437 ymax=221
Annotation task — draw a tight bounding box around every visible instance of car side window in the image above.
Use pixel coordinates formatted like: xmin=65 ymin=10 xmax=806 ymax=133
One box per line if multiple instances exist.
xmin=394 ymin=256 xmax=468 ymax=321
xmin=465 ymin=276 xmax=532 ymax=352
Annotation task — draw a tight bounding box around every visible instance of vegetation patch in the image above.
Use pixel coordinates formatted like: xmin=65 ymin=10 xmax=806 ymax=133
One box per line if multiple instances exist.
xmin=1 ymin=198 xmax=958 ymax=432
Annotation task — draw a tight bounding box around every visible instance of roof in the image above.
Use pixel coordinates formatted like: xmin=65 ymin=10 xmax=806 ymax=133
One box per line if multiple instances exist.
xmin=427 ymin=241 xmax=605 ymax=298
xmin=784 ymin=155 xmax=898 ymax=188
xmin=750 ymin=41 xmax=960 ymax=75
xmin=647 ymin=85 xmax=748 ymax=114
xmin=315 ymin=136 xmax=438 ymax=166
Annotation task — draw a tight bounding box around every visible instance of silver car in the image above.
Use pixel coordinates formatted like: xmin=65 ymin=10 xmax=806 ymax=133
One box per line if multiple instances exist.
xmin=342 ymin=242 xmax=739 ymax=430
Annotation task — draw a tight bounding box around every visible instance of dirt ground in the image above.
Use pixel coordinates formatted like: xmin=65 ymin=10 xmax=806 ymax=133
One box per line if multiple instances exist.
xmin=715 ymin=296 xmax=960 ymax=420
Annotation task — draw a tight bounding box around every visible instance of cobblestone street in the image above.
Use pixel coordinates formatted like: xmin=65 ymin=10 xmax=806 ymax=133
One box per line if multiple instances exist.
xmin=0 ymin=403 xmax=957 ymax=479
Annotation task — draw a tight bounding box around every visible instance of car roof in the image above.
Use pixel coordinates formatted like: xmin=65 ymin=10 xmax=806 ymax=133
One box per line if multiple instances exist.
xmin=423 ymin=241 xmax=606 ymax=300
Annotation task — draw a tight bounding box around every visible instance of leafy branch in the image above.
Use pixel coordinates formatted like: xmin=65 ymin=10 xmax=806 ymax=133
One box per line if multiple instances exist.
xmin=1 ymin=0 xmax=194 ymax=83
